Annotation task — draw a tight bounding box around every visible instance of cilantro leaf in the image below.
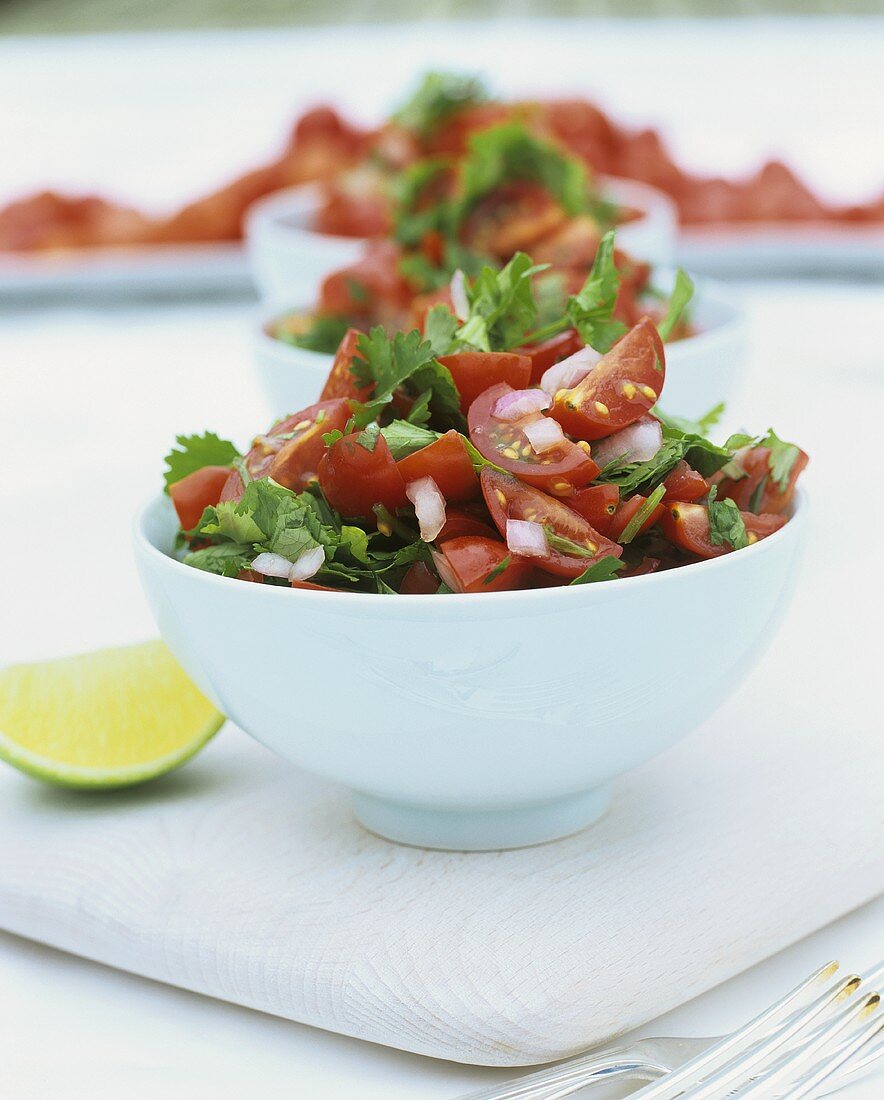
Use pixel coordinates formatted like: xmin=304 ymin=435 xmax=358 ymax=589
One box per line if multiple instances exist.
xmin=762 ymin=429 xmax=801 ymax=492
xmin=163 ymin=432 xmax=239 ymax=492
xmin=565 ymin=229 xmax=627 ymax=352
xmin=657 ymin=269 xmax=695 ymax=342
xmin=393 ymin=72 xmax=487 ymax=139
xmin=423 ymin=303 xmax=460 ymax=356
xmin=392 ymin=159 xmax=453 ymax=248
xmin=655 ymin=403 xmax=725 ymax=438
xmin=456 ymin=252 xmax=546 ymax=352
xmin=379 ymin=420 xmax=441 ymax=460
xmin=706 ymin=486 xmax=749 ymax=550
xmin=569 ymin=556 xmax=625 ymax=585
xmin=183 ymin=542 xmax=253 ymax=578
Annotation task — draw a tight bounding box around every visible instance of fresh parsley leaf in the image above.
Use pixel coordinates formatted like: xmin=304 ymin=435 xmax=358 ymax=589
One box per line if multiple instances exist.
xmin=356 ymin=423 xmax=381 ymax=453
xmin=618 ymin=483 xmax=666 ymax=544
xmin=404 ymin=388 xmax=434 ymax=427
xmin=274 ymin=313 xmax=351 ymax=355
xmin=657 ymin=269 xmax=695 ymax=342
xmin=322 ymin=428 xmax=344 ymax=447
xmin=762 ymin=429 xmax=801 ymax=492
xmin=423 ymin=303 xmax=460 ymax=356
xmin=379 ymin=420 xmax=441 ymax=460
xmin=456 ymin=252 xmax=547 ymax=352
xmin=183 ymin=542 xmax=253 ymax=578
xmin=599 ymin=423 xmax=731 ymax=496
xmin=655 ymin=403 xmax=725 ymax=438
xmin=393 ymin=72 xmax=487 ymax=139
xmin=163 ymin=432 xmax=239 ymax=492
xmin=706 ymin=486 xmax=749 ymax=550
xmin=565 ymin=229 xmax=627 ymax=352
xmin=569 ymin=556 xmax=625 ymax=585
xmin=482 ymin=554 xmax=512 ymax=585
xmin=392 ymin=158 xmax=453 ymax=248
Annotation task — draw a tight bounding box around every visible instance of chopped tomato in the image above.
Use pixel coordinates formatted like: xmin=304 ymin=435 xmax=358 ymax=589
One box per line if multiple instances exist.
xmin=481 ymin=468 xmax=621 ymax=578
xmin=469 ymin=383 xmax=599 ymax=494
xmin=564 ymin=483 xmax=619 ymax=534
xmin=714 ymin=445 xmax=809 ymax=515
xmin=515 ymin=328 xmax=584 ymax=386
xmin=320 ymin=328 xmax=372 ymax=402
xmin=315 ymin=189 xmax=392 ymax=238
xmin=318 ymin=241 xmax=412 ymax=320
xmin=437 ymin=351 xmax=531 ymax=414
xmin=436 ymin=506 xmax=497 ymax=543
xmin=236 ymin=568 xmax=265 ymax=583
xmin=659 ymin=502 xmax=787 ymax=559
xmin=549 ymin=317 xmax=665 ymax=441
xmin=608 ymin=493 xmax=665 ymax=541
xmin=460 ymin=181 xmax=567 ymax=260
xmin=396 ymin=430 xmax=478 ymax=502
xmin=410 ymin=284 xmax=454 ymax=333
xmin=399 ymin=561 xmax=440 ymax=594
xmin=317 ymin=431 xmax=407 ymax=519
xmin=433 ymin=536 xmax=534 ymax=593
xmin=662 ymin=460 xmax=709 ymax=503
xmin=169 ymin=465 xmax=231 ymax=531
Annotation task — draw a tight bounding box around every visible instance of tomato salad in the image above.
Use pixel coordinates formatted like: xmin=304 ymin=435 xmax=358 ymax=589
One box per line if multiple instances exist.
xmin=165 ymin=309 xmax=806 ymax=594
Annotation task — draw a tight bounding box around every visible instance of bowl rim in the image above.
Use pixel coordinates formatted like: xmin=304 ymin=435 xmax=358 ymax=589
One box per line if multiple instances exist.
xmin=134 ymin=487 xmax=806 ymax=608
xmin=253 ymin=272 xmax=748 ymax=366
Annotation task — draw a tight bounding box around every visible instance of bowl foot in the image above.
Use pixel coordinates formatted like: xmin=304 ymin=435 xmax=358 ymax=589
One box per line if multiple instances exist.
xmin=351 ymin=786 xmax=611 ymax=851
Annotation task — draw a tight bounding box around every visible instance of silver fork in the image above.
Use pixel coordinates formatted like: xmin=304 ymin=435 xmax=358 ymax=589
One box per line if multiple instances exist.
xmin=457 ymin=960 xmax=883 ymax=1100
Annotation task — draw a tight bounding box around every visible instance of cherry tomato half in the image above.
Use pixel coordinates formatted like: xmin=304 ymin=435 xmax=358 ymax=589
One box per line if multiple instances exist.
xmin=565 ymin=483 xmax=619 ymax=534
xmin=317 ymin=431 xmax=407 ymax=520
xmin=549 ymin=317 xmax=665 ymax=442
xmin=481 ymin=467 xmax=621 ymax=578
xmin=437 ymin=351 xmax=531 ymax=415
xmin=433 ymin=536 xmax=534 ymax=593
xmin=396 ymin=430 xmax=478 ymax=503
xmin=659 ymin=502 xmax=787 ymax=559
xmin=515 ymin=328 xmax=584 ymax=386
xmin=169 ymin=465 xmax=231 ymax=532
xmin=320 ymin=328 xmax=372 ymax=402
xmin=469 ymin=383 xmax=599 ymax=494
xmin=662 ymin=460 xmax=709 ymax=503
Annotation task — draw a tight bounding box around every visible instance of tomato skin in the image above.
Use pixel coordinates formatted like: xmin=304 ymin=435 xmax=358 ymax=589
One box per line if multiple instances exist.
xmin=399 ymin=561 xmax=440 ymax=595
xmin=714 ymin=445 xmax=809 ymax=515
xmin=469 ymin=383 xmax=600 ymax=494
xmin=662 ymin=460 xmax=709 ymax=503
xmin=565 ymin=483 xmax=619 ymax=534
xmin=317 ymin=431 xmax=407 ymax=519
xmin=549 ymin=317 xmax=665 ymax=441
xmin=608 ymin=493 xmax=665 ymax=541
xmin=320 ymin=328 xmax=372 ymax=402
xmin=434 ymin=536 xmax=534 ymax=593
xmin=659 ymin=502 xmax=787 ymax=559
xmin=436 ymin=507 xmax=497 ymax=543
xmin=480 ymin=467 xmax=622 ymax=578
xmin=169 ymin=465 xmax=231 ymax=531
xmin=396 ymin=431 xmax=479 ymax=503
xmin=318 ymin=241 xmax=412 ymax=321
xmin=437 ymin=351 xmax=532 ymax=415
xmin=515 ymin=328 xmax=584 ymax=386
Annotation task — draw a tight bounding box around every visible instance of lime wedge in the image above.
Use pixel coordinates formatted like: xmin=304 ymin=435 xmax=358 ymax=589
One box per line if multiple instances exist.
xmin=0 ymin=640 xmax=224 ymax=789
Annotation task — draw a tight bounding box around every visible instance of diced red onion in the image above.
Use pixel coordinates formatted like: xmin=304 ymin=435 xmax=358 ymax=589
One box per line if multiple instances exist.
xmin=431 ymin=548 xmax=462 ymax=593
xmin=406 ymin=477 xmax=447 ymax=542
xmin=450 ymin=269 xmax=469 ymax=321
xmin=592 ymin=417 xmax=663 ymax=469
xmin=506 ymin=519 xmax=548 ymax=559
xmin=288 ymin=545 xmax=326 ymax=582
xmin=539 ymin=346 xmax=603 ymax=397
xmin=523 ymin=416 xmax=565 ymax=455
xmin=251 ymin=552 xmax=296 ymax=579
xmin=493 ymin=388 xmax=551 ymax=422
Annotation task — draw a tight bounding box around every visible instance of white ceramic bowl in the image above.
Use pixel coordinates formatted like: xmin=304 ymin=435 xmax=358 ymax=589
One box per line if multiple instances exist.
xmin=252 ymin=276 xmax=746 ymax=421
xmin=245 ymin=176 xmax=678 ymax=300
xmin=134 ymin=492 xmax=805 ymax=851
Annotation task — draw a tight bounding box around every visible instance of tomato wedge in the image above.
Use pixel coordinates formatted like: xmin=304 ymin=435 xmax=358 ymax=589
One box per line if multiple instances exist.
xmin=169 ymin=465 xmax=231 ymax=531
xmin=662 ymin=460 xmax=709 ymax=503
xmin=436 ymin=506 xmax=497 ymax=543
xmin=317 ymin=431 xmax=407 ymax=520
xmin=714 ymin=445 xmax=809 ymax=515
xmin=433 ymin=536 xmax=534 ymax=593
xmin=565 ymin=483 xmax=619 ymax=534
xmin=549 ymin=317 xmax=665 ymax=441
xmin=320 ymin=328 xmax=372 ymax=402
xmin=220 ymin=398 xmax=351 ymax=502
xmin=608 ymin=493 xmax=665 ymax=542
xmin=515 ymin=328 xmax=584 ymax=386
xmin=659 ymin=502 xmax=787 ymax=559
xmin=469 ymin=383 xmax=599 ymax=494
xmin=480 ymin=468 xmax=621 ymax=578
xmin=437 ymin=351 xmax=531 ymax=414
xmin=396 ymin=430 xmax=478 ymax=502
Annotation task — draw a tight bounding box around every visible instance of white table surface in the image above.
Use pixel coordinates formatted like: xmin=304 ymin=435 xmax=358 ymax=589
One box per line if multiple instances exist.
xmin=1 ymin=21 xmax=882 ymax=1097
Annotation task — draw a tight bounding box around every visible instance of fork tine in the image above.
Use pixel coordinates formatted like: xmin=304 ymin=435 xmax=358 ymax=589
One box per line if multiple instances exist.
xmin=725 ymin=991 xmax=880 ymax=1099
xmin=776 ymin=1012 xmax=884 ymax=1100
xmin=629 ymin=970 xmax=859 ymax=1100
